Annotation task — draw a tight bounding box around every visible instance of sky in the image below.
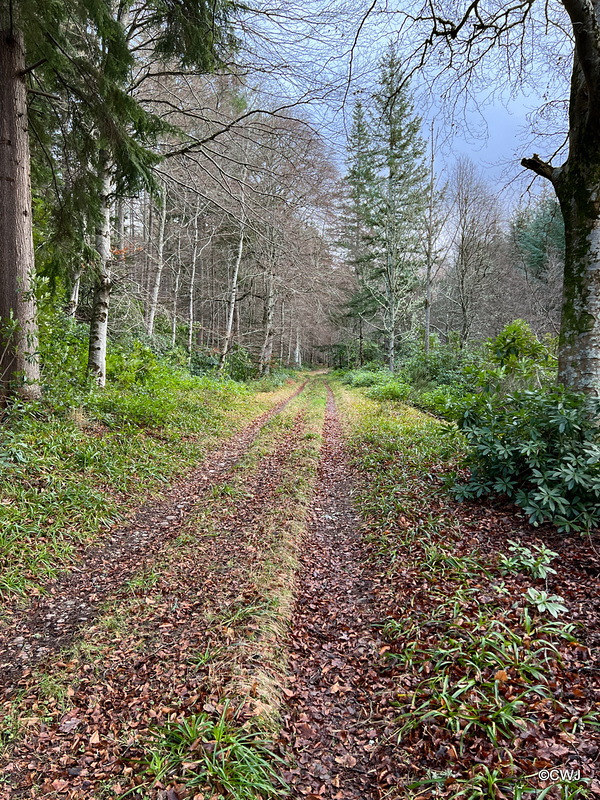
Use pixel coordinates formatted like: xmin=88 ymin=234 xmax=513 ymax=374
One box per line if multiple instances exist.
xmin=238 ymin=0 xmax=571 ymax=211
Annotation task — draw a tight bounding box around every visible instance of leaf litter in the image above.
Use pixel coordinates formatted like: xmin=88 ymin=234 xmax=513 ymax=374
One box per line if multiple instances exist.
xmin=3 ymin=379 xmax=600 ymax=800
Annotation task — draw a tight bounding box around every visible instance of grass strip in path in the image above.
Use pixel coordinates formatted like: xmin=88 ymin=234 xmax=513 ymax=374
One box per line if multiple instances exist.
xmin=0 ymin=379 xmax=327 ymax=800
xmin=333 ymin=382 xmax=600 ymax=800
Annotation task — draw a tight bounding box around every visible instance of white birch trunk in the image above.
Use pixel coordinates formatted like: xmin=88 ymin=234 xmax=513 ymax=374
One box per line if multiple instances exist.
xmin=87 ymin=152 xmax=113 ymax=387
xmin=66 ymin=265 xmax=84 ymax=317
xmin=258 ymin=271 xmax=276 ymax=376
xmin=294 ymin=326 xmax=302 ymax=368
xmin=219 ymin=167 xmax=247 ymax=371
xmin=146 ymin=186 xmax=167 ymax=338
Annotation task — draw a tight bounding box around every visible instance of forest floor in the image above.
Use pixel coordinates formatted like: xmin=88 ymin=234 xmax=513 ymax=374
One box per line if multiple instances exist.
xmin=1 ymin=375 xmax=600 ymax=800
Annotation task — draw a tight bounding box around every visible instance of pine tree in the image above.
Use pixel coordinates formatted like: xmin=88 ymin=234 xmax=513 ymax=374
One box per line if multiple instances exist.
xmin=356 ymin=44 xmax=428 ymax=371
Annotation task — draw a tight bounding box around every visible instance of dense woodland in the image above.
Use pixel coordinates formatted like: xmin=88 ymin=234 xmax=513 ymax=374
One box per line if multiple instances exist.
xmin=0 ymin=0 xmax=578 ymax=402
xmin=3 ymin=2 xmax=600 ymax=800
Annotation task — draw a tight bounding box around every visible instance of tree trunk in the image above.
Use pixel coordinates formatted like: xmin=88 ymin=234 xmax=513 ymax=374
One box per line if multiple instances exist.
xmin=387 ymin=283 xmax=395 ymax=372
xmin=294 ymin=326 xmax=302 ymax=368
xmin=218 ymin=224 xmax=244 ymax=370
xmin=87 ymin=151 xmax=113 ymax=387
xmin=258 ymin=271 xmax=275 ymax=376
xmin=0 ymin=28 xmax=40 ymax=402
xmin=172 ymin=263 xmax=181 ymax=348
xmin=279 ymin=299 xmax=285 ymax=363
xmin=358 ymin=318 xmax=363 ymax=367
xmin=188 ymin=200 xmax=202 ymax=356
xmin=424 ymin=127 xmax=435 ymax=355
xmin=146 ymin=186 xmax=167 ymax=337
xmin=219 ymin=166 xmax=247 ymax=371
xmin=555 ymin=175 xmax=600 ymax=392
xmin=520 ymin=15 xmax=600 ymax=395
xmin=66 ymin=264 xmax=84 ymax=317
xmin=116 ymin=196 xmax=125 ymax=258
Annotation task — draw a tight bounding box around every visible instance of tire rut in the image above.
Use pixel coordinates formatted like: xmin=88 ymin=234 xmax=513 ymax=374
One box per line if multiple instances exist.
xmin=281 ymin=384 xmax=395 ymax=800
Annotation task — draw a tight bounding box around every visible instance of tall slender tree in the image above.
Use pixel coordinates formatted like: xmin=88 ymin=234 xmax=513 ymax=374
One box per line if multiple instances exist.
xmin=345 ymin=46 xmax=428 ymax=370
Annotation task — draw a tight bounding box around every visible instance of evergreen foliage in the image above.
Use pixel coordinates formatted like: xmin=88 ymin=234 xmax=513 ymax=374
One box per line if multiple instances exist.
xmin=452 ymin=387 xmax=600 ymax=532
xmin=342 ymin=45 xmax=428 ymax=370
xmin=512 ymin=195 xmax=565 ymax=281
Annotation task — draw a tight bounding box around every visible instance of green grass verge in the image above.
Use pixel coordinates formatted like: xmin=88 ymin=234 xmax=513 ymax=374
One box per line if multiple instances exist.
xmin=0 ymin=373 xmax=298 ymax=597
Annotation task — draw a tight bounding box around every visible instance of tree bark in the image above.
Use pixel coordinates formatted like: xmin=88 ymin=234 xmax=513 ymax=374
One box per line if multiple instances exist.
xmin=172 ymin=263 xmax=181 ymax=348
xmin=279 ymin=299 xmax=285 ymax=363
xmin=218 ymin=224 xmax=244 ymax=370
xmin=146 ymin=185 xmax=167 ymax=338
xmin=219 ymin=166 xmax=247 ymax=371
xmin=294 ymin=325 xmax=302 ymax=367
xmin=188 ymin=199 xmax=202 ymax=356
xmin=0 ymin=28 xmax=40 ymax=402
xmin=424 ymin=126 xmax=435 ymax=355
xmin=87 ymin=151 xmax=113 ymax=387
xmin=520 ymin=3 xmax=600 ymax=393
xmin=258 ymin=271 xmax=276 ymax=376
xmin=66 ymin=264 xmax=84 ymax=317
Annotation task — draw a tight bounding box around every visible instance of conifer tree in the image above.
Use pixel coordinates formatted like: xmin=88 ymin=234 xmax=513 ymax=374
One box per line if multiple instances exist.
xmin=343 ymin=100 xmax=378 ymax=365
xmin=343 ymin=45 xmax=427 ymax=370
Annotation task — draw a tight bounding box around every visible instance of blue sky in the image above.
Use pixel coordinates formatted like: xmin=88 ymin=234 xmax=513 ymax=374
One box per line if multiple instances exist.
xmin=240 ymin=1 xmax=571 ymax=208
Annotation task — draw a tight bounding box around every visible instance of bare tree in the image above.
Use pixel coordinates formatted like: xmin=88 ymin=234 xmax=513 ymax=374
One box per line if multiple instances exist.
xmin=436 ymin=158 xmax=503 ymax=346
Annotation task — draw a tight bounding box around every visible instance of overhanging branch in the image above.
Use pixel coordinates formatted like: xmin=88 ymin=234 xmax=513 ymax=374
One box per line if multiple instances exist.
xmin=521 ymin=153 xmax=556 ymax=183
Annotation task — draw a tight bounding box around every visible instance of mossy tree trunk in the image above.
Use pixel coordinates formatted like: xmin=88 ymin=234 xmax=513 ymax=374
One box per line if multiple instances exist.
xmin=522 ymin=0 xmax=600 ymax=394
xmin=0 ymin=27 xmax=40 ymax=402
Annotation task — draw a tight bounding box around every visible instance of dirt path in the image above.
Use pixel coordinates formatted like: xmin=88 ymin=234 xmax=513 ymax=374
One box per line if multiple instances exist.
xmin=280 ymin=387 xmax=397 ymax=800
xmin=1 ymin=378 xmax=405 ymax=800
xmin=0 ymin=380 xmax=307 ymax=692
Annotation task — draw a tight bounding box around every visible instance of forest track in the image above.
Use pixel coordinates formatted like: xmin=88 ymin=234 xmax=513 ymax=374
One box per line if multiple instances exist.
xmin=0 ymin=379 xmax=308 ymax=692
xmin=280 ymin=385 xmax=397 ymax=800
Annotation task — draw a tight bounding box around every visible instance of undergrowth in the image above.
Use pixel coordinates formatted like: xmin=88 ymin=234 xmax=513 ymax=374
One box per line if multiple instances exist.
xmin=333 ymin=381 xmax=598 ymax=799
xmin=136 ymin=703 xmax=288 ymax=800
xmin=0 ymin=371 xmax=293 ymax=597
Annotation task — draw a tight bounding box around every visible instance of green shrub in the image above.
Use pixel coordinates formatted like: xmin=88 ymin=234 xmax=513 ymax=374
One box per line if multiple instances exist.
xmin=342 ymin=368 xmax=392 ymax=388
xmin=224 ymin=346 xmax=256 ymax=381
xmin=189 ymin=347 xmax=220 ymax=375
xmin=452 ymin=388 xmax=600 ymax=532
xmin=411 ymin=385 xmax=464 ymax=418
xmin=38 ymin=311 xmax=88 ymax=410
xmin=366 ymin=379 xmax=410 ymax=402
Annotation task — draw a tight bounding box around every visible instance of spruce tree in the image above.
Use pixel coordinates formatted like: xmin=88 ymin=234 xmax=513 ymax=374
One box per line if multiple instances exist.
xmin=343 ymin=100 xmax=378 ymax=365
xmin=343 ymin=45 xmax=427 ymax=371
xmin=371 ymin=44 xmax=427 ymax=370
